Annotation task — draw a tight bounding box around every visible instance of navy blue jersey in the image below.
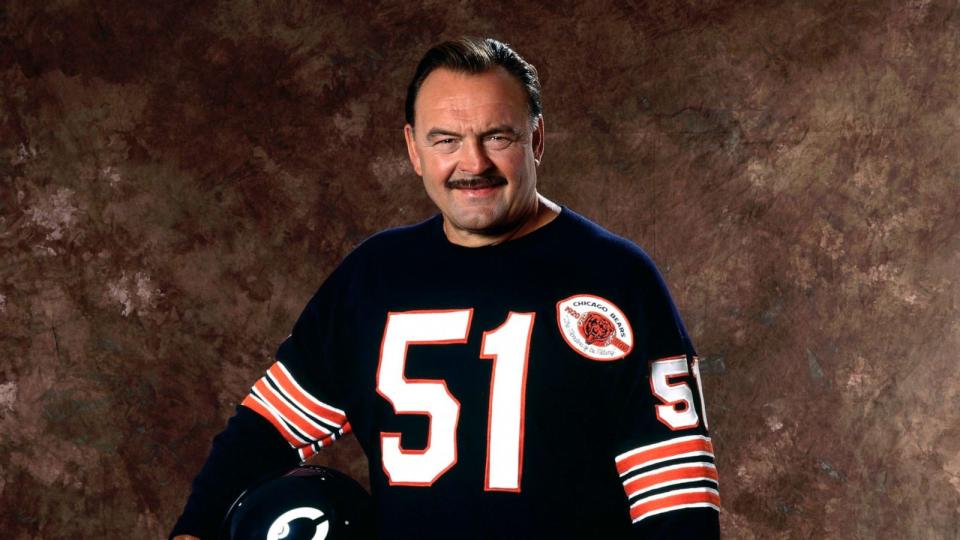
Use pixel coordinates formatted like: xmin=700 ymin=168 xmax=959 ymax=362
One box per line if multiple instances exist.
xmin=171 ymin=207 xmax=720 ymax=539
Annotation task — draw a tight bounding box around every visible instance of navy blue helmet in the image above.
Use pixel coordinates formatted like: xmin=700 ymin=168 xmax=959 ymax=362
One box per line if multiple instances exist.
xmin=221 ymin=466 xmax=374 ymax=540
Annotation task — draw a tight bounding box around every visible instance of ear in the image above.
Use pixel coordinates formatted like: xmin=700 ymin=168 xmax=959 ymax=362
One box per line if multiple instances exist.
xmin=404 ymin=124 xmax=423 ymax=176
xmin=532 ymin=115 xmax=544 ymax=166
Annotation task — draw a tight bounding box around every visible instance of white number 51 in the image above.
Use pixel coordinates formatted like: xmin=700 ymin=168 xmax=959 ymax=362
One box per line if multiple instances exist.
xmin=376 ymin=309 xmax=534 ymax=492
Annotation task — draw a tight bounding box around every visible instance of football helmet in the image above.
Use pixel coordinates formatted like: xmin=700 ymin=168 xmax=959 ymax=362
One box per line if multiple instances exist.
xmin=220 ymin=465 xmax=374 ymax=540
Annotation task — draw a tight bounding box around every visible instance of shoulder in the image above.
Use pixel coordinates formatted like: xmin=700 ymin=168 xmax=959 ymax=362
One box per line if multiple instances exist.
xmin=307 ymin=215 xmax=440 ymax=301
xmin=561 ymin=207 xmax=662 ymax=276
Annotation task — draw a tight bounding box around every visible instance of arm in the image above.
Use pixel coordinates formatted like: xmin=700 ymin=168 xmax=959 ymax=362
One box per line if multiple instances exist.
xmin=617 ymin=355 xmax=720 ymax=539
xmin=615 ymin=257 xmax=721 ymax=539
xmin=169 ymin=263 xmax=355 ymax=539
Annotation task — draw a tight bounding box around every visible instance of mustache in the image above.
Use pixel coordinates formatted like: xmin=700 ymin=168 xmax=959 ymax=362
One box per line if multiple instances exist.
xmin=446 ymin=176 xmax=507 ymax=189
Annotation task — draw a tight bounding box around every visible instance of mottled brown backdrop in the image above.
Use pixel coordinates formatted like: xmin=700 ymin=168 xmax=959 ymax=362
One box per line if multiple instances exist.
xmin=2 ymin=0 xmax=959 ymax=538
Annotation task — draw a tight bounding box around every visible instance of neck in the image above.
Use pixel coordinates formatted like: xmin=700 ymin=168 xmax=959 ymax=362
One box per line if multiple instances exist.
xmin=443 ymin=194 xmax=561 ymax=247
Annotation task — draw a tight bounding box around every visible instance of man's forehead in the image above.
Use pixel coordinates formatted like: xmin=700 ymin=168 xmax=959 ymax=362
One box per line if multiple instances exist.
xmin=415 ymin=67 xmax=529 ymax=124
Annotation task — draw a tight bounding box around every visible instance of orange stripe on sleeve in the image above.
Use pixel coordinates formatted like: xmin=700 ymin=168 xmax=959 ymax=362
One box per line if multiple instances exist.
xmin=268 ymin=363 xmax=348 ymax=426
xmin=254 ymin=379 xmax=333 ymax=441
xmin=616 ymin=436 xmax=714 ymax=475
xmin=630 ymin=489 xmax=721 ymax=522
xmin=624 ymin=464 xmax=718 ymax=498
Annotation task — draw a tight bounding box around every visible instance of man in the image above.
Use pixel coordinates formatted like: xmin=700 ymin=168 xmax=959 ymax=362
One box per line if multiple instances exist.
xmin=171 ymin=37 xmax=720 ymax=539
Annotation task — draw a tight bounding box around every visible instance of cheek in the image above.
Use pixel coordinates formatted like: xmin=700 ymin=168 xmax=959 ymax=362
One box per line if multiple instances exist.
xmin=492 ymin=152 xmax=528 ymax=179
xmin=423 ymin=154 xmax=457 ymax=178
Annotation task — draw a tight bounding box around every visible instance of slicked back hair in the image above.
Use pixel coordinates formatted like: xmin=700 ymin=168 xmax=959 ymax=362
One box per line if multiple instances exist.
xmin=404 ymin=37 xmax=542 ymax=128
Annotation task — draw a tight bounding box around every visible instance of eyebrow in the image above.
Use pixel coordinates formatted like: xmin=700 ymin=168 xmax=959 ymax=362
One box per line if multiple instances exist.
xmin=424 ymin=125 xmax=522 ymax=140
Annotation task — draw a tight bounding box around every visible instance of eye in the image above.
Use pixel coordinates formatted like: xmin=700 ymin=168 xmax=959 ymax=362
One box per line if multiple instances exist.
xmin=431 ymin=138 xmax=460 ymax=154
xmin=484 ymin=134 xmax=514 ymax=150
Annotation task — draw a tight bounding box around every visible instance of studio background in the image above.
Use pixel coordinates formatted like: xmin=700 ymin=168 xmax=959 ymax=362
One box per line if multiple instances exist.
xmin=2 ymin=1 xmax=959 ymax=538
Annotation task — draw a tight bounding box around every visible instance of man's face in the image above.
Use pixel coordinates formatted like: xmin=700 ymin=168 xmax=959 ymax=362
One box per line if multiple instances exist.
xmin=404 ymin=67 xmax=544 ymax=240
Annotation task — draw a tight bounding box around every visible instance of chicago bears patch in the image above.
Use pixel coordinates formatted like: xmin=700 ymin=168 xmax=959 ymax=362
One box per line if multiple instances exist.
xmin=556 ymin=294 xmax=634 ymax=361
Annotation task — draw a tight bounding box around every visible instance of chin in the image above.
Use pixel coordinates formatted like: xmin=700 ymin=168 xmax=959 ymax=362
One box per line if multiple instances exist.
xmin=457 ymin=217 xmax=497 ymax=233
xmin=451 ymin=211 xmax=503 ymax=233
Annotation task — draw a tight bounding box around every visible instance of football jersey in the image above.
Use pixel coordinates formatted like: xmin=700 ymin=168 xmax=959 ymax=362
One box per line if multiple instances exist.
xmin=171 ymin=206 xmax=720 ymax=539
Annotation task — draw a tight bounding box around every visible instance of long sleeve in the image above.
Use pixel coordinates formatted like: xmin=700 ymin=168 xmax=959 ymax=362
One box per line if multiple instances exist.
xmin=169 ymin=260 xmax=356 ymax=538
xmin=614 ymin=255 xmax=721 ymax=539
xmin=236 ymin=262 xmax=354 ymax=460
xmin=615 ymin=356 xmax=721 ymax=539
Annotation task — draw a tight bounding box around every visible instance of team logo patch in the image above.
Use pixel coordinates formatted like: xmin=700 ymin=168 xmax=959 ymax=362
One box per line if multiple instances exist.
xmin=556 ymin=294 xmax=634 ymax=361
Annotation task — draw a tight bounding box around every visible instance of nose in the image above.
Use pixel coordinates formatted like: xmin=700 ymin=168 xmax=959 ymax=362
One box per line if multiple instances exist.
xmin=457 ymin=137 xmax=493 ymax=175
